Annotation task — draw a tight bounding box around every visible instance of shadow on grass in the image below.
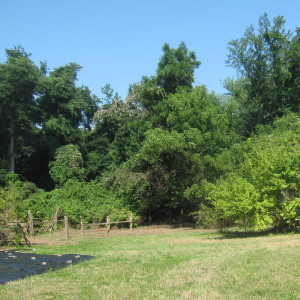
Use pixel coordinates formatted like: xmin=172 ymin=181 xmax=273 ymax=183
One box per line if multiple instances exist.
xmin=216 ymin=230 xmax=271 ymax=239
xmin=0 ymin=249 xmax=94 ymax=285
xmin=213 ymin=227 xmax=295 ymax=240
xmin=169 ymin=223 xmax=197 ymax=229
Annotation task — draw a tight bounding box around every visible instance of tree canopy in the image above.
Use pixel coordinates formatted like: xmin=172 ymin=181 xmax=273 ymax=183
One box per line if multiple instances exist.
xmin=226 ymin=13 xmax=300 ymax=134
xmin=1 ymin=15 xmax=300 ymax=232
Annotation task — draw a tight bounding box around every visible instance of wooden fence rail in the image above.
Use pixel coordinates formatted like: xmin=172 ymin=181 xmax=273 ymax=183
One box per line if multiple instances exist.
xmin=78 ymin=215 xmax=133 ymax=236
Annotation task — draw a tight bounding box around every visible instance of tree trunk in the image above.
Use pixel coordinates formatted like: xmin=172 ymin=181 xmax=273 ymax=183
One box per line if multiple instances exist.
xmin=9 ymin=119 xmax=15 ymax=173
xmin=148 ymin=211 xmax=152 ymax=223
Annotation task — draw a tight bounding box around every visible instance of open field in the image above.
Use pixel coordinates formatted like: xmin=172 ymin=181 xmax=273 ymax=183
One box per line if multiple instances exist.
xmin=0 ymin=226 xmax=299 ymax=299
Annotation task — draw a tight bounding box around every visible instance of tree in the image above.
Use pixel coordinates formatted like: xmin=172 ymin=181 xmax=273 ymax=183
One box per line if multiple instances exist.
xmin=30 ymin=62 xmax=99 ymax=188
xmin=0 ymin=46 xmax=39 ymax=173
xmin=288 ymin=28 xmax=300 ymax=111
xmin=101 ymin=83 xmax=121 ymax=104
xmin=38 ymin=62 xmax=99 ymax=132
xmin=129 ymin=42 xmax=201 ymax=111
xmin=115 ymin=87 xmax=237 ymax=220
xmin=157 ymin=42 xmax=201 ymax=94
xmin=90 ymin=82 xmax=149 ymax=177
xmin=49 ymin=144 xmax=86 ymax=186
xmin=226 ymin=13 xmax=294 ymax=133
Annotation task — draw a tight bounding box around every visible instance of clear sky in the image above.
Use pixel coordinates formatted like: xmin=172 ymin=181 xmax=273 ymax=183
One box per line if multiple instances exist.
xmin=1 ymin=0 xmax=300 ymax=100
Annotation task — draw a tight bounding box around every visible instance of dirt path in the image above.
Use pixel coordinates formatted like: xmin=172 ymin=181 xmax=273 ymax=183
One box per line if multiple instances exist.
xmin=28 ymin=225 xmax=211 ymax=246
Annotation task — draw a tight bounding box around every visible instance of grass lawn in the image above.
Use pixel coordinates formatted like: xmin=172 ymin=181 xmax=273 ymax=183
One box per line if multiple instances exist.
xmin=0 ymin=227 xmax=299 ymax=299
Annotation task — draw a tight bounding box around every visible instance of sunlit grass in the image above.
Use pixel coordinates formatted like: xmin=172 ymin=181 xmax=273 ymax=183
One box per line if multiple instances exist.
xmin=0 ymin=228 xmax=299 ymax=299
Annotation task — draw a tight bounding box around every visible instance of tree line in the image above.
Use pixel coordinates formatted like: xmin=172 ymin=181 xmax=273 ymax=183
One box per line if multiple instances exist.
xmin=0 ymin=13 xmax=299 ymax=232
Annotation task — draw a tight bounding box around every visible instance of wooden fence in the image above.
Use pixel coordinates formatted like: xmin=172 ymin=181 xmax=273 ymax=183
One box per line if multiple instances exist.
xmin=0 ymin=219 xmax=31 ymax=246
xmin=79 ymin=215 xmax=133 ymax=234
xmin=42 ymin=214 xmax=134 ymax=240
xmin=1 ymin=210 xmax=134 ymax=243
xmin=27 ymin=209 xmax=59 ymax=237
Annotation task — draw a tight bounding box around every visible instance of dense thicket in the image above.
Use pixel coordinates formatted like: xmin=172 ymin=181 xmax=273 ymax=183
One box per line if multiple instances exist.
xmin=1 ymin=14 xmax=300 ymax=233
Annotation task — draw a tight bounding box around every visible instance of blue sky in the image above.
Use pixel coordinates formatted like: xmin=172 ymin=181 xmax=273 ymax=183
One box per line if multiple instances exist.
xmin=1 ymin=0 xmax=300 ymax=100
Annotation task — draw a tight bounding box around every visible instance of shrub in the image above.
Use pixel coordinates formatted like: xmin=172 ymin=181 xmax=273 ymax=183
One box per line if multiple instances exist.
xmin=204 ymin=114 xmax=300 ymax=231
xmin=22 ymin=180 xmax=136 ymax=224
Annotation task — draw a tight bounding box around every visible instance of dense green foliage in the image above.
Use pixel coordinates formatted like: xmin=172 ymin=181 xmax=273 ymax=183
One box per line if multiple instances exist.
xmin=226 ymin=13 xmax=300 ymax=134
xmin=0 ymin=173 xmax=38 ymax=222
xmin=204 ymin=114 xmax=300 ymax=231
xmin=0 ymin=47 xmax=39 ymax=173
xmin=1 ymin=13 xmax=300 ymax=233
xmin=113 ymin=86 xmax=238 ymax=220
xmin=0 ymin=174 xmax=133 ymax=225
xmin=21 ymin=180 xmax=133 ymax=223
xmin=49 ymin=144 xmax=86 ymax=186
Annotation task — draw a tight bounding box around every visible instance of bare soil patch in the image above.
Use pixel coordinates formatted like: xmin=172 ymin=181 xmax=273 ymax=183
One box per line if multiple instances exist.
xmin=27 ymin=225 xmax=208 ymax=246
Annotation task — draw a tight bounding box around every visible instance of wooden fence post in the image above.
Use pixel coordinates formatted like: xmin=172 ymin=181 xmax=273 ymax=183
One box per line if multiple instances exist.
xmin=28 ymin=210 xmax=34 ymax=237
xmin=129 ymin=215 xmax=133 ymax=231
xmin=17 ymin=222 xmax=31 ymax=247
xmin=53 ymin=209 xmax=58 ymax=231
xmin=64 ymin=216 xmax=70 ymax=240
xmin=106 ymin=216 xmax=110 ymax=234
xmin=80 ymin=216 xmax=84 ymax=236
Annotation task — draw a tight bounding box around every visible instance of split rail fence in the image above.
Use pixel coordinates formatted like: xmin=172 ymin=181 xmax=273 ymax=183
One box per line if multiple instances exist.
xmin=0 ymin=218 xmax=31 ymax=246
xmin=1 ymin=210 xmax=134 ymax=244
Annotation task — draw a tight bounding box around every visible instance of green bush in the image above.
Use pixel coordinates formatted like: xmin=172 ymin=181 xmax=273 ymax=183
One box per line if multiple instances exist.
xmin=204 ymin=113 xmax=300 ymax=231
xmin=0 ymin=174 xmax=38 ymax=245
xmin=190 ymin=204 xmax=219 ymax=229
xmin=21 ymin=180 xmax=136 ymax=225
xmin=0 ymin=175 xmax=136 ymax=227
xmin=49 ymin=144 xmax=86 ymax=186
xmin=0 ymin=174 xmax=38 ymax=221
xmin=20 ymin=189 xmax=55 ymax=221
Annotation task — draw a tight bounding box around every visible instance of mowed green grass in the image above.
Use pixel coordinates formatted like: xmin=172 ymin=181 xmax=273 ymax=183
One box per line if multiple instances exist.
xmin=0 ymin=227 xmax=299 ymax=300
